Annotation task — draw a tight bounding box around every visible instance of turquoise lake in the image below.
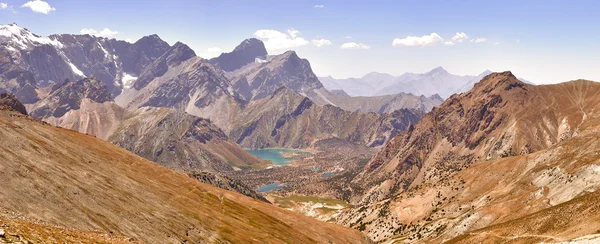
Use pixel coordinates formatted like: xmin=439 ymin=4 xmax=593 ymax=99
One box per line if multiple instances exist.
xmin=257 ymin=182 xmax=287 ymax=192
xmin=245 ymin=148 xmax=312 ymax=166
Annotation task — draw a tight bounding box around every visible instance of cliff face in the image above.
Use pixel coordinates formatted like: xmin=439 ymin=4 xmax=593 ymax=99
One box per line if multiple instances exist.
xmin=0 ymin=93 xmax=27 ymax=115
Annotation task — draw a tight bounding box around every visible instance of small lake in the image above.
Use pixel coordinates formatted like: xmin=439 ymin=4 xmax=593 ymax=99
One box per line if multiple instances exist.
xmin=245 ymin=148 xmax=312 ymax=166
xmin=258 ymin=182 xmax=287 ymax=192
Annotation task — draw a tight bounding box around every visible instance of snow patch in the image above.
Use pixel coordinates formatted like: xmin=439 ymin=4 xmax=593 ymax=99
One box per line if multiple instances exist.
xmin=121 ymin=73 xmax=137 ymax=89
xmin=0 ymin=24 xmax=63 ymax=49
xmin=255 ymin=57 xmax=268 ymax=63
xmin=97 ymin=42 xmax=110 ymax=59
xmin=67 ymin=61 xmax=85 ymax=77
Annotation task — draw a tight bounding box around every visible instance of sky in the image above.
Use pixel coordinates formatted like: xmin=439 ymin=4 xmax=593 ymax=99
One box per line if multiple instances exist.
xmin=1 ymin=0 xmax=600 ymax=84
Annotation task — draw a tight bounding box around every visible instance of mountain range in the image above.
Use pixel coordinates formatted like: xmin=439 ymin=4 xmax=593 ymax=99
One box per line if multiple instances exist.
xmin=2 ymin=21 xmax=599 ymax=244
xmin=320 ymin=67 xmax=534 ymax=98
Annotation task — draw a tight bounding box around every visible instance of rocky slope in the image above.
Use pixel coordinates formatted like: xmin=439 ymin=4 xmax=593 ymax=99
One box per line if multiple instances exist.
xmin=188 ymin=171 xmax=269 ymax=202
xmin=338 ymin=72 xmax=600 ymax=242
xmin=352 ymin=72 xmax=599 ymax=204
xmin=116 ymin=42 xmax=243 ymax=132
xmin=0 ymin=108 xmax=367 ymax=243
xmin=340 ymin=131 xmax=600 ymax=243
xmin=0 ymin=23 xmax=170 ymax=97
xmin=0 ymin=93 xmax=27 ymax=115
xmin=229 ymin=87 xmax=424 ymax=148
xmin=28 ymin=77 xmax=125 ymax=140
xmin=110 ymin=107 xmax=267 ymax=173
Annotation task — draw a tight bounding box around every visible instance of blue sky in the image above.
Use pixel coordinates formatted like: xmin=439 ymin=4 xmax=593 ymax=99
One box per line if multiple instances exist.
xmin=1 ymin=0 xmax=600 ymax=84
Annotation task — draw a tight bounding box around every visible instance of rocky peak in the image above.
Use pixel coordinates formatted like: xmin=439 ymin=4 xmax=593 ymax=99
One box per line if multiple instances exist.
xmin=208 ymin=38 xmax=268 ymax=72
xmin=473 ymin=71 xmax=525 ymax=93
xmin=425 ymin=66 xmax=449 ymax=76
xmin=165 ymin=42 xmax=196 ymax=66
xmin=233 ymin=38 xmax=267 ymax=54
xmin=0 ymin=93 xmax=27 ymax=115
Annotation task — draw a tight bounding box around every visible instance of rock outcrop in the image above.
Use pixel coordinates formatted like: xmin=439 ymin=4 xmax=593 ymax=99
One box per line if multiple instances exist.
xmin=0 ymin=93 xmax=27 ymax=115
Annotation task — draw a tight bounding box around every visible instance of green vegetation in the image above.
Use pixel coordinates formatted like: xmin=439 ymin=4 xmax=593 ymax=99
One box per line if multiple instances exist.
xmin=273 ymin=195 xmax=349 ymax=208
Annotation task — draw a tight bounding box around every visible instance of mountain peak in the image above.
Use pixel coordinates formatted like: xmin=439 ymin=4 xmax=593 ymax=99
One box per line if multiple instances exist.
xmin=208 ymin=38 xmax=268 ymax=72
xmin=233 ymin=38 xmax=267 ymax=54
xmin=426 ymin=66 xmax=449 ymax=75
xmin=473 ymin=71 xmax=524 ymax=92
xmin=165 ymin=42 xmax=196 ymax=65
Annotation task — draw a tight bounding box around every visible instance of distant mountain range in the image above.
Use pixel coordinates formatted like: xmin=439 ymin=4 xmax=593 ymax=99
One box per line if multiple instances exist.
xmin=319 ymin=67 xmax=534 ymax=98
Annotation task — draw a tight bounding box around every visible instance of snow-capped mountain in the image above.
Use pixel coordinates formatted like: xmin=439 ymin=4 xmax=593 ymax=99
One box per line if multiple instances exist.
xmin=0 ymin=23 xmax=170 ymax=100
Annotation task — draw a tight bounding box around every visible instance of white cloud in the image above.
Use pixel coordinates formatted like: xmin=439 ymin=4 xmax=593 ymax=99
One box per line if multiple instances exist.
xmin=0 ymin=3 xmax=7 ymax=9
xmin=254 ymin=28 xmax=309 ymax=50
xmin=340 ymin=42 xmax=370 ymax=50
xmin=21 ymin=0 xmax=55 ymax=14
xmin=312 ymin=39 xmax=332 ymax=47
xmin=206 ymin=47 xmax=222 ymax=53
xmin=444 ymin=41 xmax=455 ymax=46
xmin=80 ymin=28 xmax=119 ymax=38
xmin=470 ymin=37 xmax=487 ymax=43
xmin=451 ymin=32 xmax=468 ymax=42
xmin=314 ymin=4 xmax=325 ymax=8
xmin=392 ymin=33 xmax=443 ymax=47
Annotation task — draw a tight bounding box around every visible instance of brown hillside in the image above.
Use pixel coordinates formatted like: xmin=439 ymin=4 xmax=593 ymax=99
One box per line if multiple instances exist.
xmin=0 ymin=109 xmax=366 ymax=243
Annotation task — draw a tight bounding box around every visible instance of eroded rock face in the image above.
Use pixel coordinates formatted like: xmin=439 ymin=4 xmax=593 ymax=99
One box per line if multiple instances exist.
xmin=0 ymin=93 xmax=27 ymax=115
xmin=29 ymin=77 xmax=112 ymax=118
xmin=209 ymin=38 xmax=267 ymax=72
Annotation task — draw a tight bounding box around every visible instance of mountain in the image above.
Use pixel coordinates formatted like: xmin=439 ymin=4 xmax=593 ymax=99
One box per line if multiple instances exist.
xmin=319 ymin=67 xmax=534 ymax=99
xmin=208 ymin=38 xmax=268 ymax=72
xmin=110 ymin=107 xmax=267 ymax=173
xmin=373 ymin=67 xmax=474 ymax=98
xmin=116 ymin=42 xmax=243 ymax=132
xmin=306 ymin=88 xmax=443 ymax=114
xmin=28 ymin=77 xmax=126 ymax=140
xmin=228 ymin=87 xmax=424 ymax=148
xmin=0 ymin=107 xmax=367 ymax=243
xmin=330 ymin=89 xmax=351 ymax=97
xmin=319 ymin=72 xmax=399 ymax=97
xmin=338 ymin=72 xmax=600 ymax=242
xmin=0 ymin=23 xmax=170 ymax=98
xmin=228 ymin=50 xmax=324 ymax=101
xmin=352 ymin=72 xmax=594 ymax=204
xmin=28 ymin=77 xmax=266 ymax=175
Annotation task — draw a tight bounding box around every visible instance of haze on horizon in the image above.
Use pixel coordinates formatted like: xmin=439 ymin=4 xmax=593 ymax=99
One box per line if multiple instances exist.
xmin=1 ymin=0 xmax=599 ymax=84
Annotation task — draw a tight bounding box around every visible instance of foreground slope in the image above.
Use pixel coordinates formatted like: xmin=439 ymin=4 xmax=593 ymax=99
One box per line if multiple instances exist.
xmin=0 ymin=109 xmax=366 ymax=243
